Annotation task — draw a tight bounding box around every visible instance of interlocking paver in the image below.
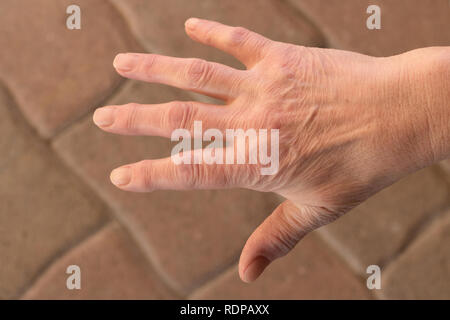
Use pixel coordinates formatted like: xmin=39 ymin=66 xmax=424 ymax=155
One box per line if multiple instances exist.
xmin=53 ymin=81 xmax=281 ymax=294
xmin=380 ymin=210 xmax=450 ymax=299
xmin=22 ymin=222 xmax=176 ymax=299
xmin=111 ymin=0 xmax=325 ymax=68
xmin=0 ymin=0 xmax=140 ymax=138
xmin=288 ymin=0 xmax=450 ymax=56
xmin=318 ymin=167 xmax=449 ymax=274
xmin=0 ymin=142 xmax=108 ymax=299
xmin=191 ymin=234 xmax=371 ymax=299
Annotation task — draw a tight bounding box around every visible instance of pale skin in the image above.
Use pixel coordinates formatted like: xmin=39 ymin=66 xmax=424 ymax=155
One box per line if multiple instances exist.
xmin=93 ymin=18 xmax=450 ymax=283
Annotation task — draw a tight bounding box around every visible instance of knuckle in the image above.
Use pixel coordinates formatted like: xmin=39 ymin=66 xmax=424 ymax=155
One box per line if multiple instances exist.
xmin=275 ymin=46 xmax=301 ymax=71
xmin=164 ymin=101 xmax=195 ymax=130
xmin=265 ymin=45 xmax=301 ymax=70
xmin=136 ymin=160 xmax=153 ymax=190
xmin=281 ymin=46 xmax=310 ymax=75
xmin=228 ymin=27 xmax=270 ymax=56
xmin=143 ymin=54 xmax=157 ymax=76
xmin=287 ymin=205 xmax=332 ymax=234
xmin=179 ymin=163 xmax=203 ymax=188
xmin=122 ymin=103 xmax=140 ymax=131
xmin=229 ymin=27 xmax=251 ymax=47
xmin=270 ymin=231 xmax=298 ymax=258
xmin=178 ymin=102 xmax=196 ymax=129
xmin=268 ymin=207 xmax=306 ymax=256
xmin=203 ymin=25 xmax=219 ymax=45
xmin=280 ymin=45 xmax=300 ymax=61
xmin=185 ymin=58 xmax=211 ymax=88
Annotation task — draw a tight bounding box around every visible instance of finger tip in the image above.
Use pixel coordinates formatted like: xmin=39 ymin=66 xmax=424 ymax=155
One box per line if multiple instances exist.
xmin=92 ymin=109 xmax=101 ymax=126
xmin=93 ymin=107 xmax=114 ymax=128
xmin=240 ymin=256 xmax=271 ymax=283
xmin=185 ymin=17 xmax=200 ymax=29
xmin=110 ymin=167 xmax=132 ymax=187
xmin=113 ymin=53 xmax=140 ymax=73
xmin=112 ymin=53 xmax=124 ymax=69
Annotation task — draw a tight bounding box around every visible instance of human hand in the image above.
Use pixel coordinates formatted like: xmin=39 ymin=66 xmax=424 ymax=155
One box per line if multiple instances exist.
xmin=93 ymin=18 xmax=449 ymax=282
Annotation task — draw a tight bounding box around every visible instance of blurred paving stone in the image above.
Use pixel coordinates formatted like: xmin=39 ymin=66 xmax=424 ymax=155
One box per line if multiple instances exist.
xmin=0 ymin=84 xmax=32 ymax=171
xmin=0 ymin=0 xmax=140 ymax=138
xmin=22 ymin=222 xmax=175 ymax=299
xmin=318 ymin=167 xmax=449 ymax=274
xmin=53 ymin=81 xmax=281 ymax=294
xmin=288 ymin=0 xmax=450 ymax=56
xmin=0 ymin=142 xmax=108 ymax=299
xmin=111 ymin=0 xmax=325 ymax=68
xmin=191 ymin=234 xmax=371 ymax=299
xmin=380 ymin=211 xmax=450 ymax=299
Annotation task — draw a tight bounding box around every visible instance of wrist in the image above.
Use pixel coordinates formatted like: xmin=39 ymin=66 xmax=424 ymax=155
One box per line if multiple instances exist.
xmin=420 ymin=47 xmax=450 ymax=162
xmin=378 ymin=47 xmax=450 ymax=176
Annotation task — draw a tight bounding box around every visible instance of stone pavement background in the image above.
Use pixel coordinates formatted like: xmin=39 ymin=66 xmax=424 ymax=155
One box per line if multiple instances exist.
xmin=0 ymin=0 xmax=449 ymax=299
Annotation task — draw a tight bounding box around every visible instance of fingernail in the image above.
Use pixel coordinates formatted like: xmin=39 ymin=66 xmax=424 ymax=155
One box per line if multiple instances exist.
xmin=185 ymin=18 xmax=200 ymax=30
xmin=113 ymin=53 xmax=139 ymax=72
xmin=242 ymin=256 xmax=270 ymax=283
xmin=110 ymin=167 xmax=131 ymax=186
xmin=93 ymin=107 xmax=115 ymax=127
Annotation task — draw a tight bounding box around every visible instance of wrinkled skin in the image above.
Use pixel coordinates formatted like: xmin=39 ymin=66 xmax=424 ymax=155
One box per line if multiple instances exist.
xmin=93 ymin=18 xmax=450 ymax=282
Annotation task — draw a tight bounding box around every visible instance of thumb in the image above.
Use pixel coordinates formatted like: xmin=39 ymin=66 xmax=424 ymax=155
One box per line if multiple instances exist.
xmin=238 ymin=200 xmax=337 ymax=283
